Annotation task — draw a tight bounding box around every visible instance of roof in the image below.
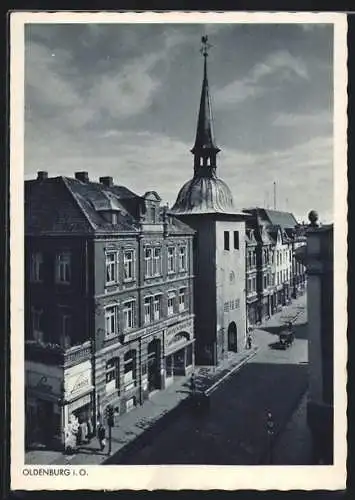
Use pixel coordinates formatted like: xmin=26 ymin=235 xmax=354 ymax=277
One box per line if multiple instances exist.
xmin=262 ymin=209 xmax=299 ymax=228
xmin=171 ymin=175 xmax=245 ymax=216
xmin=25 ymin=176 xmax=194 ymax=236
xmin=191 ymin=57 xmax=220 ymax=155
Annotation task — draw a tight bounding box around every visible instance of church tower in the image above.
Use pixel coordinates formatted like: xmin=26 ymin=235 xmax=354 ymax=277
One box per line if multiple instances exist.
xmin=171 ymin=37 xmax=248 ymax=366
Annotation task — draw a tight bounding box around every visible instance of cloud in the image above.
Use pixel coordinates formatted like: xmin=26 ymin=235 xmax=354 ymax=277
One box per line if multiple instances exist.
xmin=272 ymin=110 xmax=332 ymax=128
xmin=214 ymin=50 xmax=309 ymax=107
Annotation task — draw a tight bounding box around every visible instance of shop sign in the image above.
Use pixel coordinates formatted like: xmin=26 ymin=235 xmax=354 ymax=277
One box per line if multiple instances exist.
xmin=26 ymin=369 xmax=62 ymax=397
xmin=166 ymin=318 xmax=193 ymax=338
xmin=65 ymin=360 xmax=92 ymax=400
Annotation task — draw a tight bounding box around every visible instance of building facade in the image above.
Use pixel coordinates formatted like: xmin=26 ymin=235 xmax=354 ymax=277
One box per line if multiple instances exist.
xmin=25 ymin=172 xmax=195 ymax=448
xmin=171 ymin=36 xmax=247 ymax=365
xmin=244 ymin=208 xmax=306 ymax=324
xmin=296 ymin=213 xmax=334 ymax=464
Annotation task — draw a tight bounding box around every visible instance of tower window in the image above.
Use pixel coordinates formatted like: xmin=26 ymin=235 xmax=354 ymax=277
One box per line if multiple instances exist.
xmin=234 ymin=231 xmax=239 ymax=250
xmin=224 ymin=231 xmax=230 ymax=251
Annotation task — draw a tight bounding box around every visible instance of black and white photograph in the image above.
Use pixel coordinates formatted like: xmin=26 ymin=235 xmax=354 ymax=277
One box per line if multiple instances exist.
xmin=10 ymin=11 xmax=347 ymax=491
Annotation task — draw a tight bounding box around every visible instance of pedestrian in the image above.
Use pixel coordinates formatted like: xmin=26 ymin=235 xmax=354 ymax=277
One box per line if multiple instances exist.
xmin=97 ymin=423 xmax=106 ymax=452
xmin=190 ymin=373 xmax=196 ymax=395
xmin=87 ymin=418 xmax=93 ymax=441
xmin=246 ymin=333 xmax=252 ymax=350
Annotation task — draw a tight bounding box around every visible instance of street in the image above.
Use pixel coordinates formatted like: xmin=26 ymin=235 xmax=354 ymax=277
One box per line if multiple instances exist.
xmin=108 ymin=299 xmax=309 ymax=465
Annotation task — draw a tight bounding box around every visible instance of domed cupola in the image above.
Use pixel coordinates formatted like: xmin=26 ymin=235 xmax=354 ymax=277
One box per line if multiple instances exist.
xmin=171 ymin=36 xmax=236 ymax=215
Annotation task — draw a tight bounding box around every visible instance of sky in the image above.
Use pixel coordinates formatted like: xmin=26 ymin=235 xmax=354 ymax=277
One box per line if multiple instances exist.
xmin=24 ymin=22 xmax=334 ymax=223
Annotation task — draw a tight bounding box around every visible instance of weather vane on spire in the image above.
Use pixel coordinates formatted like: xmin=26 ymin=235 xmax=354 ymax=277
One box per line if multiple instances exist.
xmin=200 ymin=35 xmax=212 ymax=57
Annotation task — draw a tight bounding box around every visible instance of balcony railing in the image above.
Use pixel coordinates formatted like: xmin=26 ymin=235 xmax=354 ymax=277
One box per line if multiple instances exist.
xmin=25 ymin=339 xmax=92 ymax=366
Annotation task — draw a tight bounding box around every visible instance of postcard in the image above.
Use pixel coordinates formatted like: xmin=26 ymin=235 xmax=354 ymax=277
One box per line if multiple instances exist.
xmin=10 ymin=10 xmax=347 ymax=491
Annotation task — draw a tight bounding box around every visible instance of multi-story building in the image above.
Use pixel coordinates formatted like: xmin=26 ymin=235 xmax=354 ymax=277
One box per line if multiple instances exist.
xmin=25 ymin=172 xmax=195 ymax=448
xmin=295 ymin=212 xmax=334 ymax=464
xmin=245 ymin=229 xmax=258 ymax=327
xmin=244 ymin=208 xmax=306 ymax=322
xmin=171 ymin=37 xmax=248 ymax=365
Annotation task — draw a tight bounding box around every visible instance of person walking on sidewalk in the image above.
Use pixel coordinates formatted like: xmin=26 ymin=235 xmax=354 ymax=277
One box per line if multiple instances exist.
xmin=190 ymin=372 xmax=196 ymax=396
xmin=97 ymin=423 xmax=106 ymax=452
xmin=246 ymin=333 xmax=252 ymax=350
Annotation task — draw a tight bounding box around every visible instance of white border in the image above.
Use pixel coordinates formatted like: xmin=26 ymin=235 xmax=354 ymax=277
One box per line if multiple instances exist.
xmin=10 ymin=11 xmax=348 ymax=490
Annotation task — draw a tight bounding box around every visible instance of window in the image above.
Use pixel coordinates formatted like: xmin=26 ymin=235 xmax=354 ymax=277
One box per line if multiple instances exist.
xmin=144 ymin=297 xmax=152 ymax=324
xmin=247 ymin=278 xmax=251 ymax=293
xmin=106 ymin=251 xmax=118 ymax=284
xmin=179 ymin=288 xmax=186 ymax=312
xmin=253 ymin=277 xmax=257 ymax=291
xmin=32 ymin=307 xmax=43 ymax=341
xmin=61 ymin=313 xmax=72 ymax=348
xmin=234 ymin=231 xmax=239 ymax=250
xmin=153 ymin=295 xmax=162 ymax=321
xmin=178 ymin=246 xmax=187 ymax=272
xmin=144 ymin=247 xmax=153 ymax=277
xmin=55 ymin=252 xmax=71 ymax=284
xmin=168 ymin=293 xmax=175 ymax=316
xmin=151 ymin=206 xmax=156 ymax=223
xmin=123 ymin=300 xmax=135 ymax=330
xmin=167 ymin=247 xmax=176 ymax=273
xmin=224 ymin=231 xmax=230 ymax=251
xmin=105 ymin=305 xmax=118 ymax=337
xmin=124 ymin=350 xmax=136 ymax=387
xmin=106 ymin=358 xmax=119 ymax=394
xmin=123 ymin=250 xmax=134 ymax=281
xmin=253 ymin=251 xmax=257 ymax=266
xmin=153 ymin=247 xmax=162 ymax=276
xmin=30 ymin=252 xmax=44 ymax=282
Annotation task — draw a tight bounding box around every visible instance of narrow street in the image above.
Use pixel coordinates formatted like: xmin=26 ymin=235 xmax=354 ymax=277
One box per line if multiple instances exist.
xmin=109 ymin=298 xmax=309 ymax=465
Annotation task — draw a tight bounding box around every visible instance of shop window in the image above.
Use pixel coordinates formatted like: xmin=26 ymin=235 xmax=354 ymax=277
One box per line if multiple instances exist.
xmin=124 ymin=350 xmax=136 ymax=388
xmin=144 ymin=296 xmax=152 ymax=324
xmin=123 ymin=300 xmax=136 ymax=330
xmin=178 ymin=246 xmax=187 ymax=272
xmin=234 ymin=231 xmax=239 ymax=250
xmin=105 ymin=305 xmax=118 ymax=337
xmin=123 ymin=250 xmax=135 ymax=281
xmin=144 ymin=247 xmax=153 ymax=277
xmin=153 ymin=294 xmax=162 ymax=321
xmin=224 ymin=231 xmax=230 ymax=251
xmin=153 ymin=247 xmax=162 ymax=276
xmin=179 ymin=288 xmax=186 ymax=312
xmin=186 ymin=345 xmax=193 ymax=367
xmin=30 ymin=252 xmax=44 ymax=283
xmin=167 ymin=247 xmax=176 ymax=274
xmin=106 ymin=358 xmax=119 ymax=394
xmin=55 ymin=251 xmax=71 ymax=284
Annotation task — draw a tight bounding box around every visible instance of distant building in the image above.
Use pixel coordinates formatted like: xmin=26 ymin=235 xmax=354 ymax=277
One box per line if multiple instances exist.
xmin=25 ymin=172 xmax=195 ymax=447
xmin=296 ymin=212 xmax=333 ymax=464
xmin=243 ymin=208 xmax=307 ymax=324
xmin=171 ymin=37 xmax=248 ymax=365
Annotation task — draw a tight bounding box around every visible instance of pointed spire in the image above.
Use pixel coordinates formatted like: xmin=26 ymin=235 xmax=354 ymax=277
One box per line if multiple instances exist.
xmin=191 ymin=36 xmax=220 ymax=177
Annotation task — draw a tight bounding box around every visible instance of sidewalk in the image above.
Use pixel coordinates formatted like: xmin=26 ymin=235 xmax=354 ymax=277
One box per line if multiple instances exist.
xmin=261 ymin=293 xmax=307 ymax=330
xmin=25 ymin=346 xmax=257 ymax=466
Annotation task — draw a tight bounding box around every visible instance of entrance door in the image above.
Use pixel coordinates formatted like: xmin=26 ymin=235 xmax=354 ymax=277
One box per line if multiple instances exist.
xmin=147 ymin=339 xmax=161 ymax=392
xmin=227 ymin=322 xmax=238 ymax=352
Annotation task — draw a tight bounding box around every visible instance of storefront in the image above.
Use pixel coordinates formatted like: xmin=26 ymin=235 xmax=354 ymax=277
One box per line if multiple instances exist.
xmin=164 ymin=318 xmax=194 ymax=386
xmin=25 ymin=364 xmax=63 ymax=446
xmin=64 ymin=359 xmax=94 ymax=437
xmin=247 ymin=299 xmax=258 ymax=326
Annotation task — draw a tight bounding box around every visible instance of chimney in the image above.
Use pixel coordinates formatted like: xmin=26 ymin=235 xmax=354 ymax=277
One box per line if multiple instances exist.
xmin=37 ymin=171 xmax=48 ymax=181
xmin=75 ymin=171 xmax=89 ymax=183
xmin=99 ymin=176 xmax=114 ymax=187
